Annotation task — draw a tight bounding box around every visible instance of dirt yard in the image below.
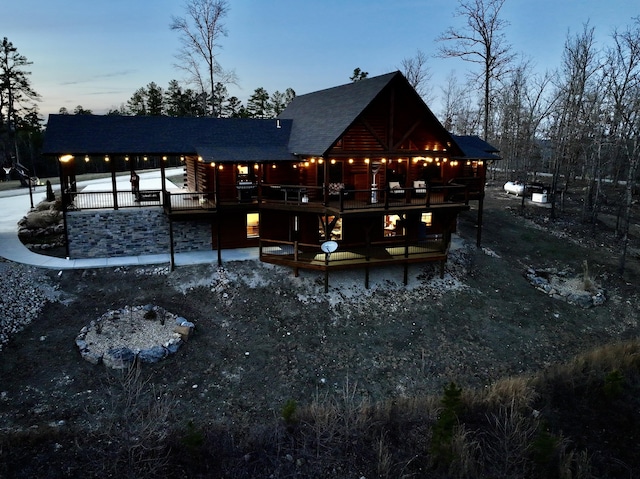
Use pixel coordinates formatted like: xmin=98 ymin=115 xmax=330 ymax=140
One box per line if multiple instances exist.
xmin=1 ymin=183 xmax=639 ymax=437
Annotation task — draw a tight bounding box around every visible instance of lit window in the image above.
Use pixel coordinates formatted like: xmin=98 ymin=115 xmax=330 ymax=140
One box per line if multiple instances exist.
xmin=247 ymin=213 xmax=259 ymax=238
xmin=319 ymin=216 xmax=342 ymax=240
xmin=421 ymin=212 xmax=432 ymax=226
xmin=383 ymin=214 xmax=404 ymax=236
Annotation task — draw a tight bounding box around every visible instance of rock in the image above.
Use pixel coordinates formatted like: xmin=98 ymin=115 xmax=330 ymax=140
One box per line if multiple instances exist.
xmin=567 ymin=292 xmax=594 ymax=309
xmin=139 ymin=345 xmax=167 ymax=363
xmin=81 ymin=350 xmax=102 ymax=365
xmin=174 ymin=325 xmax=193 ymax=341
xmin=593 ymin=292 xmax=606 ymax=306
xmin=103 ymin=347 xmax=136 ymax=369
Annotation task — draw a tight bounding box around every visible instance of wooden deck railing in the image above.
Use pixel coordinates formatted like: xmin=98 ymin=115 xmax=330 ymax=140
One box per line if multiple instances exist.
xmin=63 ymin=182 xmax=472 ymax=213
xmin=259 ymin=236 xmax=448 ymax=269
xmin=64 ymin=189 xmax=163 ymax=210
xmin=259 ymin=183 xmax=470 ymax=211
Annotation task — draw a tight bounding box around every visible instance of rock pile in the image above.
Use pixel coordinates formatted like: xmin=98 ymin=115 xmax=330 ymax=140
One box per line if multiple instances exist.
xmin=75 ymin=305 xmax=194 ymax=369
xmin=524 ymin=267 xmax=606 ymax=308
xmin=0 ymin=260 xmax=60 ymax=351
xmin=17 ymin=199 xmax=65 ymax=251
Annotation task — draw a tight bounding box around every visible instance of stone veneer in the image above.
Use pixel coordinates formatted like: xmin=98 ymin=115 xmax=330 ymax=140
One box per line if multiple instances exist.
xmin=66 ymin=208 xmax=212 ymax=258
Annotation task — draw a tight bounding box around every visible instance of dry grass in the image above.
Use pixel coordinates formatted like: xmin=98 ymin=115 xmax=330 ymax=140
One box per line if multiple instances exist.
xmin=2 ymin=340 xmax=639 ymax=478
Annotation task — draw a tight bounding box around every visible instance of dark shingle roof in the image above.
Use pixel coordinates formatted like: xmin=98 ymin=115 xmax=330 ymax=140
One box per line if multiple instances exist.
xmin=452 ymin=135 xmax=501 ymax=160
xmin=42 ymin=115 xmax=294 ymax=162
xmin=278 ymin=72 xmax=400 ymax=156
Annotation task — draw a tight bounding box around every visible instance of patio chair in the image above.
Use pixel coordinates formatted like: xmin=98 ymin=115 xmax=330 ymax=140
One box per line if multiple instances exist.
xmin=388 ymin=181 xmax=405 ymax=196
xmin=413 ymin=180 xmax=427 ymax=197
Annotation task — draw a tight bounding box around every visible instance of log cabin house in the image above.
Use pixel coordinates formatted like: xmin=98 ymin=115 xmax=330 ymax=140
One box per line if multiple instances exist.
xmin=42 ymin=71 xmax=499 ymax=283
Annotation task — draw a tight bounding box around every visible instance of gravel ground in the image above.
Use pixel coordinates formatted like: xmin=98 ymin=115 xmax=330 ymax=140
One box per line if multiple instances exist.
xmin=0 ymin=261 xmax=61 ymax=350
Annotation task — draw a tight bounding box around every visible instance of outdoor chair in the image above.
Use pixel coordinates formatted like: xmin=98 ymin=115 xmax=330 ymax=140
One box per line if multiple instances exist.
xmin=388 ymin=181 xmax=405 ymax=196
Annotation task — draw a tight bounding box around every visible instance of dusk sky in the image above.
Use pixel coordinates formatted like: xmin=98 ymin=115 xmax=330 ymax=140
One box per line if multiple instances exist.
xmin=4 ymin=0 xmax=639 ymax=120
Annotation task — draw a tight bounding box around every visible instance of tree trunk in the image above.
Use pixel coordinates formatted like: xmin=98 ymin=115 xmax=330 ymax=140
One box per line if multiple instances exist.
xmin=617 ymin=154 xmax=639 ymax=275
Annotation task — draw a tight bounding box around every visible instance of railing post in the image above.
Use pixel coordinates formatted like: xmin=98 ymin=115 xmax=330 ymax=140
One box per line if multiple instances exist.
xmin=165 ymin=191 xmax=172 ymax=213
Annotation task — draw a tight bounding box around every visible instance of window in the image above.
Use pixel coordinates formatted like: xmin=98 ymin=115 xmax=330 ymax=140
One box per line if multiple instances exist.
xmin=384 ymin=214 xmax=404 ymax=236
xmin=319 ymin=216 xmax=342 ymax=240
xmin=421 ymin=212 xmax=433 ymax=226
xmin=247 ymin=213 xmax=259 ymax=238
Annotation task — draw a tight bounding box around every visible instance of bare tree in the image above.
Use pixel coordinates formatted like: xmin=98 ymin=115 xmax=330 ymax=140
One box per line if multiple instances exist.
xmin=494 ymin=61 xmax=557 ymax=190
xmin=548 ymin=23 xmax=601 ymax=218
xmin=605 ymin=18 xmax=640 ymax=275
xmin=171 ymin=0 xmax=235 ymax=117
xmin=438 ymin=0 xmax=514 ymax=140
xmin=440 ymin=72 xmax=480 ymax=135
xmin=399 ymin=49 xmax=433 ymax=103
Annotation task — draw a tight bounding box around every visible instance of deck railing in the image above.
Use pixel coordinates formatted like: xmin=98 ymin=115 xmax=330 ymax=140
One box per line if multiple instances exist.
xmin=259 ymin=236 xmax=448 ymax=269
xmin=64 ymin=189 xmax=162 ymax=210
xmin=259 ymin=183 xmax=469 ymax=211
xmin=163 ymin=191 xmax=215 ymax=212
xmin=63 ymin=182 xmax=471 ymax=213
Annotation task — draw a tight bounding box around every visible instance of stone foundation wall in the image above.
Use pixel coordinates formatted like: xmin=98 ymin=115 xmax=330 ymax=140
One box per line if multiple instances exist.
xmin=172 ymin=220 xmax=212 ymax=252
xmin=66 ymin=208 xmax=212 ymax=258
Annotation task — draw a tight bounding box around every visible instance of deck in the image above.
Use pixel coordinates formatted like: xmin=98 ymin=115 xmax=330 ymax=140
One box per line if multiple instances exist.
xmin=259 ymin=236 xmax=449 ymax=286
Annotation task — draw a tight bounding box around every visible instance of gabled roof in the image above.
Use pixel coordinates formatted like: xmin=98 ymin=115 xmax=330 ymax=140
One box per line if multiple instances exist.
xmin=42 ymin=115 xmax=294 ymax=162
xmin=452 ymin=135 xmax=501 ymax=160
xmin=278 ymin=72 xmax=400 ymax=156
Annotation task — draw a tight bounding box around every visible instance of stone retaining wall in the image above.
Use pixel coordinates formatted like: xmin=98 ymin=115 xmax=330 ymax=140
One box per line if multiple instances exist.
xmin=66 ymin=208 xmax=212 ymax=258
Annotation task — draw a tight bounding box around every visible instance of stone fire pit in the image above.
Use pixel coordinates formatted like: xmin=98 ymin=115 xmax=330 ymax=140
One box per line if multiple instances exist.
xmin=75 ymin=305 xmax=194 ymax=369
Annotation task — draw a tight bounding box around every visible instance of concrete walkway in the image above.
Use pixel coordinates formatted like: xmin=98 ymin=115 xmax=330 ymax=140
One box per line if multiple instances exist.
xmin=0 ymin=169 xmax=258 ymax=270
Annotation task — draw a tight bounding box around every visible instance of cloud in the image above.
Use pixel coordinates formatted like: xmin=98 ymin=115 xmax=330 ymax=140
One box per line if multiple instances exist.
xmin=59 ymin=70 xmax=137 ymax=86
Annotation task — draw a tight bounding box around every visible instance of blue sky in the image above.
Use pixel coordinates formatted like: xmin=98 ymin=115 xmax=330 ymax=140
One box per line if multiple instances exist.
xmin=4 ymin=0 xmax=639 ymax=119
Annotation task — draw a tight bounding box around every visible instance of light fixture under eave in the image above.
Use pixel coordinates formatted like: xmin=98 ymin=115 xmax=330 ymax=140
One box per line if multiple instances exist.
xmin=59 ymin=154 xmax=74 ymax=163
xmin=162 ymin=156 xmax=167 ymax=161
xmin=348 ymin=158 xmax=353 ymax=164
xmin=84 ymin=155 xmax=90 ymax=163
xmin=104 ymin=155 xmax=110 ymax=162
xmin=218 ymin=164 xmax=224 ymax=170
xmin=210 ymin=161 xmax=216 ymax=167
xmin=124 ymin=155 xmax=129 ymax=162
xmin=143 ymin=156 xmax=148 ymax=162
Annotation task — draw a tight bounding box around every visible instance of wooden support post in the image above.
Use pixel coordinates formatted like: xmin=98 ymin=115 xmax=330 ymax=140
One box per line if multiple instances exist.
xmin=476 ymin=193 xmax=484 ymax=247
xmin=169 ymin=219 xmax=175 ymax=271
xmin=324 ymin=252 xmax=329 ymax=293
xmin=110 ymin=157 xmax=118 ymax=210
xmin=365 ymin=265 xmax=370 ymax=289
